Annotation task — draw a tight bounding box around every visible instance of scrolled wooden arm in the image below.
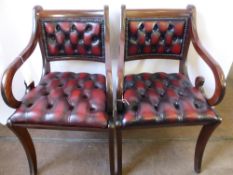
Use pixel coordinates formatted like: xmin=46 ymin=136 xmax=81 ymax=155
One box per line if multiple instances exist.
xmin=1 ymin=6 xmax=42 ymax=108
xmin=187 ymin=5 xmax=226 ymax=106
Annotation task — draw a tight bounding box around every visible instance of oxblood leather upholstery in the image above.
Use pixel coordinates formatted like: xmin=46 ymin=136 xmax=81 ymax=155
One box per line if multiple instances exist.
xmin=126 ymin=18 xmax=189 ymax=60
xmin=10 ymin=72 xmax=108 ymax=128
xmin=121 ymin=73 xmax=220 ymax=126
xmin=41 ymin=18 xmax=104 ymax=61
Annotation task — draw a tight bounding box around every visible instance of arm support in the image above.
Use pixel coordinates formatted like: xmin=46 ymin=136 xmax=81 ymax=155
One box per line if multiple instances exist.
xmin=1 ymin=6 xmax=42 ymax=108
xmin=188 ymin=5 xmax=226 ymax=106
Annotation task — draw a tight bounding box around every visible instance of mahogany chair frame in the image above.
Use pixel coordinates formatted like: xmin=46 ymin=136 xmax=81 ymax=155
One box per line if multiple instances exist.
xmin=116 ymin=5 xmax=226 ymax=174
xmin=1 ymin=6 xmax=114 ymax=175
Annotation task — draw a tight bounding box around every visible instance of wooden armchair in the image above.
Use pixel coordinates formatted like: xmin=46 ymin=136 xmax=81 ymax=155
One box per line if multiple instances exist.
xmin=1 ymin=6 xmax=114 ymax=175
xmin=116 ymin=5 xmax=226 ymax=174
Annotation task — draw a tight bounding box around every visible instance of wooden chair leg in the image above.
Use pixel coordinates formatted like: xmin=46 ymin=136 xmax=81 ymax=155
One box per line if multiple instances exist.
xmin=109 ymin=127 xmax=115 ymax=175
xmin=7 ymin=124 xmax=37 ymax=175
xmin=194 ymin=122 xmax=221 ymax=173
xmin=116 ymin=128 xmax=122 ymax=175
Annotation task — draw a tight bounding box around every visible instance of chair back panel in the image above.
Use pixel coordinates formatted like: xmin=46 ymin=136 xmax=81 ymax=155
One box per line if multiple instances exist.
xmin=124 ymin=9 xmax=191 ymax=61
xmin=39 ymin=12 xmax=105 ymax=62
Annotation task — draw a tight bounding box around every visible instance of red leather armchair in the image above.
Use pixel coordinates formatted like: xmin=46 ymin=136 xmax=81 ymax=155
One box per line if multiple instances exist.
xmin=116 ymin=5 xmax=226 ymax=174
xmin=1 ymin=6 xmax=114 ymax=175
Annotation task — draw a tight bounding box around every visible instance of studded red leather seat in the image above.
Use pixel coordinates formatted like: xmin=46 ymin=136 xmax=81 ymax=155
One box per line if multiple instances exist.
xmin=122 ymin=73 xmax=219 ymax=126
xmin=10 ymin=72 xmax=108 ymax=128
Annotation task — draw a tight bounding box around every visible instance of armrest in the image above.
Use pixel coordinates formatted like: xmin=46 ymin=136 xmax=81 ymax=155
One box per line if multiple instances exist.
xmin=188 ymin=5 xmax=226 ymax=106
xmin=1 ymin=6 xmax=42 ymax=108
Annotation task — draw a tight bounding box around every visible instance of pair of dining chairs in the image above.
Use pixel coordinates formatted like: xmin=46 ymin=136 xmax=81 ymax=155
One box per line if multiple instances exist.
xmin=1 ymin=4 xmax=225 ymax=175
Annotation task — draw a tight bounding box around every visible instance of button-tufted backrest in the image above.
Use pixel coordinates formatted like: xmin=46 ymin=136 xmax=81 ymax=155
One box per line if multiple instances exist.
xmin=38 ymin=10 xmax=105 ymax=62
xmin=123 ymin=8 xmax=192 ymax=61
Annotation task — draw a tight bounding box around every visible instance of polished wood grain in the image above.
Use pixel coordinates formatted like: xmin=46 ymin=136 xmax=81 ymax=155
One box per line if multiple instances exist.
xmin=1 ymin=6 xmax=42 ymax=108
xmin=187 ymin=5 xmax=226 ymax=106
xmin=194 ymin=121 xmax=221 ymax=173
xmin=116 ymin=128 xmax=122 ymax=175
xmin=39 ymin=10 xmax=104 ymax=18
xmin=7 ymin=122 xmax=37 ymax=175
xmin=104 ymin=6 xmax=114 ymax=174
xmin=117 ymin=5 xmax=126 ymax=114
xmin=104 ymin=6 xmax=113 ymax=118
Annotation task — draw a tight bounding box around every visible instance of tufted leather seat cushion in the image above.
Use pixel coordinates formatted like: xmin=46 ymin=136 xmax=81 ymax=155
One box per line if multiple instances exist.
xmin=10 ymin=72 xmax=108 ymax=128
xmin=121 ymin=73 xmax=220 ymax=126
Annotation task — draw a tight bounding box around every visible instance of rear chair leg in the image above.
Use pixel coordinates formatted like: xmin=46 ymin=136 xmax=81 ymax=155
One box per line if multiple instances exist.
xmin=194 ymin=122 xmax=221 ymax=173
xmin=109 ymin=127 xmax=115 ymax=175
xmin=116 ymin=128 xmax=122 ymax=175
xmin=8 ymin=124 xmax=37 ymax=175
